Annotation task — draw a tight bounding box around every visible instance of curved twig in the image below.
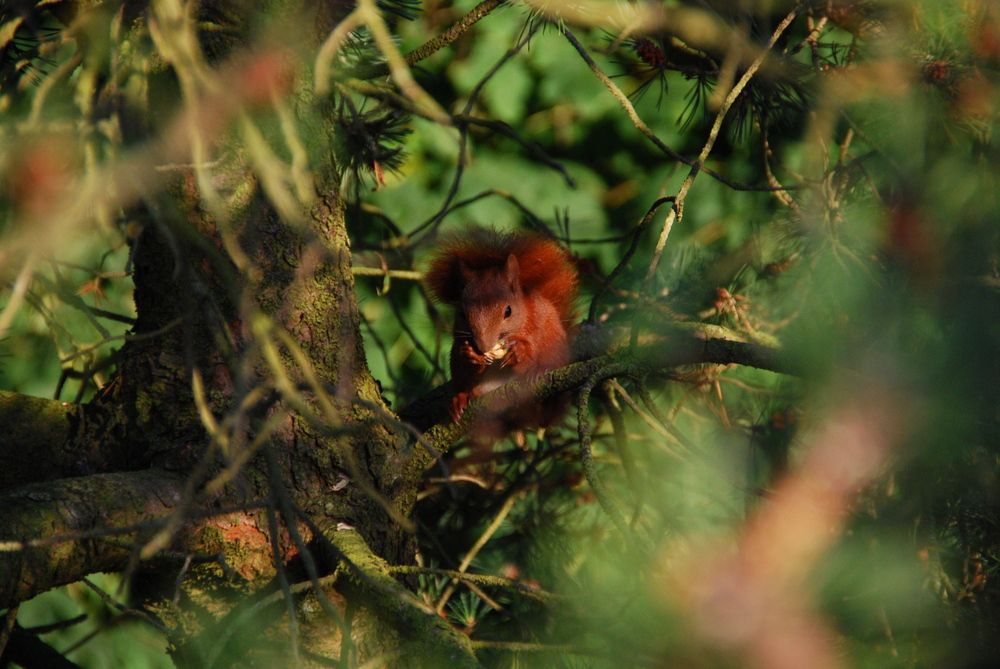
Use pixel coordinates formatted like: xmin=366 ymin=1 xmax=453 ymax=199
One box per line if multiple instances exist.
xmin=587 ymin=196 xmax=675 ymax=324
xmin=389 ymin=565 xmax=558 ymax=601
xmin=411 ymin=20 xmax=544 ymax=241
xmin=600 ymin=380 xmax=644 ymax=524
xmin=433 ymin=493 xmax=517 ymax=613
xmin=636 ymin=6 xmax=803 ymax=327
xmin=575 ymin=362 xmax=636 ymax=536
xmin=358 ymin=0 xmax=507 ymax=80
xmin=559 ymin=27 xmax=796 ymax=194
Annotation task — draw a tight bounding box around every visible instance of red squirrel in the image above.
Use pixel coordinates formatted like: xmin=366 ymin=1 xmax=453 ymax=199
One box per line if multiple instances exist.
xmin=426 ymin=226 xmax=579 ymax=436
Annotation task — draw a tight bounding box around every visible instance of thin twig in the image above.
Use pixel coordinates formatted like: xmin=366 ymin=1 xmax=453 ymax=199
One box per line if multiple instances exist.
xmin=412 ymin=20 xmax=544 ymax=240
xmin=434 ymin=494 xmax=518 ymax=613
xmin=601 ymin=381 xmax=644 ymax=524
xmin=638 ymin=7 xmax=803 ymax=301
xmin=359 ymin=0 xmax=506 ymax=79
xmin=607 ymin=378 xmax=686 ymax=460
xmin=81 ymin=577 xmax=176 ymax=637
xmin=588 ymin=196 xmax=675 ymax=324
xmin=359 ymin=0 xmax=451 ymax=124
xmin=0 ymin=253 xmax=38 ymax=341
xmin=411 ymin=189 xmax=546 ymax=241
xmin=351 ymin=267 xmax=424 ymax=280
xmin=60 ymin=316 xmax=181 ymax=365
xmin=262 ymin=486 xmax=303 ymax=669
xmin=633 ymin=377 xmax=699 ymax=455
xmin=390 ymin=565 xmax=558 ymax=601
xmin=576 ymin=370 xmax=633 ymax=537
xmin=456 ymin=115 xmax=575 ymax=187
xmin=0 ymin=606 xmax=18 ymax=659
xmin=560 ymin=27 xmax=795 ymax=194
xmin=315 ymin=10 xmax=362 ymax=95
xmin=761 ymin=125 xmax=800 ymax=211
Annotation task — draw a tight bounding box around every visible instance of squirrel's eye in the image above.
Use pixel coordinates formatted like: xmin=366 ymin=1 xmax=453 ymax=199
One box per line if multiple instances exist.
xmin=504 ymin=305 xmax=512 ymax=319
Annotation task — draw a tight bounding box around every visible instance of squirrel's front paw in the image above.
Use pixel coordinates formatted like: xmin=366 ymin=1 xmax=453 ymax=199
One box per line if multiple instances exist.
xmin=483 ymin=342 xmax=508 ymax=364
xmin=501 ymin=343 xmax=520 ymax=368
xmin=458 ymin=341 xmax=488 ymax=370
xmin=450 ymin=393 xmax=471 ymax=423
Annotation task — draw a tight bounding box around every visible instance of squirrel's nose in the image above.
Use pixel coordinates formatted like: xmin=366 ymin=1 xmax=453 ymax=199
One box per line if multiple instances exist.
xmin=472 ymin=337 xmax=494 ymax=355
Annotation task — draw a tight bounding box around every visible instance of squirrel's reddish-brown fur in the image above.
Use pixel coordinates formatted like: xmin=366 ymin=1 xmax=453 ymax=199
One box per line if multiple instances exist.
xmin=425 ymin=227 xmax=578 ymax=324
xmin=426 ymin=226 xmax=579 ymax=438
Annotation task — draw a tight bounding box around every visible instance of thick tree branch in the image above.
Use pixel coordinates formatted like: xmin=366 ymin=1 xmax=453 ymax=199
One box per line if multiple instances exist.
xmin=410 ymin=322 xmax=795 ymax=459
xmin=321 ymin=526 xmax=482 ymax=668
xmin=0 ymin=390 xmax=150 ymax=491
xmin=0 ymin=470 xmax=187 ymax=609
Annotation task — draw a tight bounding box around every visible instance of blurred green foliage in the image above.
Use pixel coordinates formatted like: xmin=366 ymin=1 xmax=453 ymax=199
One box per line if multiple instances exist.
xmin=0 ymin=244 xmax=134 ymax=402
xmin=15 ymin=575 xmax=171 ymax=669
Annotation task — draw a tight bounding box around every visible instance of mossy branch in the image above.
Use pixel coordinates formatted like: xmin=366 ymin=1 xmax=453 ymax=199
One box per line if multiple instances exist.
xmin=0 ymin=470 xmax=186 ymax=609
xmin=322 ymin=526 xmax=483 ymax=668
xmin=418 ymin=321 xmax=796 ymax=456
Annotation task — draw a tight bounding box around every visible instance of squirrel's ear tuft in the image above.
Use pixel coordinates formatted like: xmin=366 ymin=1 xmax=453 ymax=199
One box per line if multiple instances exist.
xmin=459 ymin=259 xmax=476 ymax=283
xmin=503 ymin=253 xmax=519 ymax=288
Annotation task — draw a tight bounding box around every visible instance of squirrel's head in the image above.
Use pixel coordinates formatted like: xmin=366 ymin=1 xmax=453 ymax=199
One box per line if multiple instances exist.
xmin=457 ymin=253 xmax=525 ymax=354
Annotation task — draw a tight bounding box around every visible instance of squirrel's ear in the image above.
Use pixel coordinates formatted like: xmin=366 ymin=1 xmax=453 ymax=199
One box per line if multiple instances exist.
xmin=503 ymin=253 xmax=519 ymax=288
xmin=458 ymin=259 xmax=476 ymax=283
